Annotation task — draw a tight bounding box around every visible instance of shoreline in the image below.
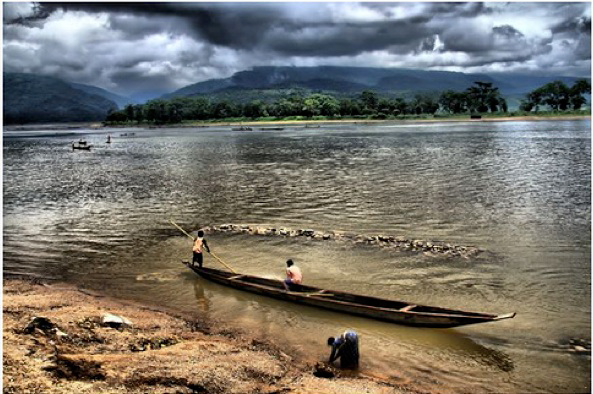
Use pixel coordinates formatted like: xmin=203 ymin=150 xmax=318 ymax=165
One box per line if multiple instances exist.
xmin=3 ymin=278 xmax=428 ymax=394
xmin=4 ymin=114 xmax=590 ymax=131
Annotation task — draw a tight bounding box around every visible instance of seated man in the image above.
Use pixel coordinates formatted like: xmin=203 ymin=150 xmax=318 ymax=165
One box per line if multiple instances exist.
xmin=327 ymin=330 xmax=359 ymax=369
xmin=283 ymin=259 xmax=302 ymax=290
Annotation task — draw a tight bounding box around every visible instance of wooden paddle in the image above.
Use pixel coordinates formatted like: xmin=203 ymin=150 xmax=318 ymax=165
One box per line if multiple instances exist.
xmin=169 ymin=220 xmax=237 ymax=273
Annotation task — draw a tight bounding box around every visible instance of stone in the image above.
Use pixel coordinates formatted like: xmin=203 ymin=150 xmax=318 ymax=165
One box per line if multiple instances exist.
xmin=54 ymin=328 xmax=69 ymax=339
xmin=24 ymin=316 xmax=56 ymax=334
xmin=313 ymin=362 xmax=336 ymax=378
xmin=101 ymin=313 xmax=133 ymax=328
xmin=302 ymin=229 xmax=315 ymax=237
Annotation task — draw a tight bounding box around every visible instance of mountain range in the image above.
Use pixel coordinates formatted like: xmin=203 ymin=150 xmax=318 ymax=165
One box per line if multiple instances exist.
xmin=3 ymin=67 xmax=588 ymax=124
xmin=163 ymin=66 xmax=586 ymax=103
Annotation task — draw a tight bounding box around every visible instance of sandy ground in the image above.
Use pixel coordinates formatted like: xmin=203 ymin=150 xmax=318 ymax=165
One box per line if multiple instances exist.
xmin=3 ymin=279 xmax=430 ymax=394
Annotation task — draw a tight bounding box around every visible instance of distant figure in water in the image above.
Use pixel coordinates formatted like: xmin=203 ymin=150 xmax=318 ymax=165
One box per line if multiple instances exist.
xmin=283 ymin=259 xmax=302 ymax=290
xmin=192 ymin=230 xmax=210 ymax=268
xmin=327 ymin=330 xmax=359 ymax=369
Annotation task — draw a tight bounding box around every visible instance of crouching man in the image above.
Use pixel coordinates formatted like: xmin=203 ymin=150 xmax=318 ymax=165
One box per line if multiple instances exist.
xmin=327 ymin=330 xmax=359 ymax=369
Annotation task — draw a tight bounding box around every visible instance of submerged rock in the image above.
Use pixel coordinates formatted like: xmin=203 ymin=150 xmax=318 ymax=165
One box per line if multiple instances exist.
xmin=202 ymin=222 xmax=484 ymax=258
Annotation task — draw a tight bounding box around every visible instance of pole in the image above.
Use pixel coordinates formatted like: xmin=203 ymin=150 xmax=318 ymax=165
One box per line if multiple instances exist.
xmin=169 ymin=220 xmax=237 ymax=273
xmin=208 ymin=251 xmax=237 ymax=274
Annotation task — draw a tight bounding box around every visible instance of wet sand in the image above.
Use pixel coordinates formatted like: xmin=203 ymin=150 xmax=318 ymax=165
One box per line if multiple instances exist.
xmin=3 ymin=279 xmax=432 ymax=394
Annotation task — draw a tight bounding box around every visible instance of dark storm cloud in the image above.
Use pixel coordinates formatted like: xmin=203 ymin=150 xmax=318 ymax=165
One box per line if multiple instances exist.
xmin=30 ymin=2 xmax=286 ymax=49
xmin=552 ymin=16 xmax=591 ymax=35
xmin=3 ymin=2 xmax=591 ymax=97
xmin=18 ymin=2 xmax=483 ymax=57
xmin=264 ymin=20 xmax=432 ymax=57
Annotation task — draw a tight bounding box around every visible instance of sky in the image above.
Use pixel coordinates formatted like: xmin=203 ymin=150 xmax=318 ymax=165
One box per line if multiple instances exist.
xmin=3 ymin=2 xmax=591 ymax=100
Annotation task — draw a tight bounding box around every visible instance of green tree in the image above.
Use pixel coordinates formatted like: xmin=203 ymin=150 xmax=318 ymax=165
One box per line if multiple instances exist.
xmin=439 ymin=91 xmax=467 ymax=114
xmin=187 ymin=97 xmax=212 ymax=120
xmin=243 ymin=100 xmax=268 ymax=119
xmin=106 ymin=109 xmax=127 ymax=122
xmin=525 ymin=81 xmax=573 ymax=111
xmin=317 ymin=94 xmax=340 ymax=116
xmin=132 ymin=104 xmax=144 ymax=122
xmin=145 ymin=100 xmax=167 ymax=123
xmin=339 ymin=99 xmax=361 ymax=116
xmin=212 ymin=101 xmax=235 ymax=119
xmin=569 ymin=79 xmax=591 ymax=110
xmin=302 ymin=95 xmax=322 ymax=117
xmin=519 ymin=100 xmax=534 ymax=112
xmin=391 ymin=98 xmax=407 ymax=115
xmin=124 ymin=104 xmax=135 ymax=121
xmin=359 ymin=90 xmax=378 ymax=113
xmin=271 ymin=98 xmax=296 ymax=117
xmin=465 ymin=82 xmax=501 ymax=113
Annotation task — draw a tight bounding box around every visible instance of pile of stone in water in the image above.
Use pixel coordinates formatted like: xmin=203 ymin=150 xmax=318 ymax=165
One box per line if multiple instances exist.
xmin=200 ymin=224 xmax=482 ymax=258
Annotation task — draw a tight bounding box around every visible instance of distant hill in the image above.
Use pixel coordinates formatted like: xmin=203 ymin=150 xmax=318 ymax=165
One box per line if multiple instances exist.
xmin=69 ymin=82 xmax=135 ymax=108
xmin=164 ymin=66 xmax=588 ymax=106
xmin=3 ymin=73 xmax=120 ymax=124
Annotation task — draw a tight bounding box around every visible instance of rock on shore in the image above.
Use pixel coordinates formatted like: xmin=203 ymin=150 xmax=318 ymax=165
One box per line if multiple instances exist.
xmin=3 ymin=279 xmax=421 ymax=394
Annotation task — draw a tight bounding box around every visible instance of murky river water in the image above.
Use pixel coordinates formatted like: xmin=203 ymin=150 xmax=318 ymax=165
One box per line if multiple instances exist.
xmin=3 ymin=120 xmax=590 ymax=393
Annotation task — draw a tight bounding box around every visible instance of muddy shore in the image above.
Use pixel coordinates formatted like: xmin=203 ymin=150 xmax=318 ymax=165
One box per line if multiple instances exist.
xmin=3 ymin=279 xmax=433 ymax=394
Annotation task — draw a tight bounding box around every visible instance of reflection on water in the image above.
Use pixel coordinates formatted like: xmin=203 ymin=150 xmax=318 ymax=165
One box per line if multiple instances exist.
xmin=4 ymin=120 xmax=590 ymax=393
xmin=192 ymin=280 xmax=211 ymax=313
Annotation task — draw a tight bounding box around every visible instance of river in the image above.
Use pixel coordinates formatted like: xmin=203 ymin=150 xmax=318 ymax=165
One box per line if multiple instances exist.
xmin=3 ymin=119 xmax=590 ymax=393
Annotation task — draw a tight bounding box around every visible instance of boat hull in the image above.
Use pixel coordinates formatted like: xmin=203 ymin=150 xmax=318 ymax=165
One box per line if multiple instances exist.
xmin=184 ymin=263 xmax=515 ymax=328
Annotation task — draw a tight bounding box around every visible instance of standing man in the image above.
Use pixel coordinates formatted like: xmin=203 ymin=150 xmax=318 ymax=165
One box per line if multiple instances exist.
xmin=327 ymin=330 xmax=359 ymax=369
xmin=192 ymin=230 xmax=210 ymax=268
xmin=283 ymin=259 xmax=302 ymax=290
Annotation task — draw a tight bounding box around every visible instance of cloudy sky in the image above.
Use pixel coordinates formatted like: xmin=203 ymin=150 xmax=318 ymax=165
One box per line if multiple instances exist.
xmin=3 ymin=2 xmax=591 ymax=100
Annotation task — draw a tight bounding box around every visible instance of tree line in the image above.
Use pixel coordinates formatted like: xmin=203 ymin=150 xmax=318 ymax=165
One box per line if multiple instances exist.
xmin=519 ymin=80 xmax=590 ymax=112
xmin=106 ymin=80 xmax=590 ymax=124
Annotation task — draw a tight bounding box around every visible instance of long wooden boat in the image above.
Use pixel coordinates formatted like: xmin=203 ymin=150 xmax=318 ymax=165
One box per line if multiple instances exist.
xmin=183 ymin=263 xmax=515 ymax=328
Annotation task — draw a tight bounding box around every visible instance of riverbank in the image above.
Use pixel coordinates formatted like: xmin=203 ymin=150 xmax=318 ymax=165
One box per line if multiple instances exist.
xmin=3 ymin=113 xmax=589 ymax=131
xmin=111 ymin=113 xmax=591 ymax=129
xmin=3 ymin=278 xmax=430 ymax=394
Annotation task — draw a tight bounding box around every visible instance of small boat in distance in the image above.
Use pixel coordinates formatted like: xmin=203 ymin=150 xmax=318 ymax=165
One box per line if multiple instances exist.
xmin=259 ymin=127 xmax=284 ymax=131
xmin=183 ymin=263 xmax=516 ymax=328
xmin=232 ymin=125 xmax=253 ymax=131
xmin=72 ymin=139 xmax=92 ymax=150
